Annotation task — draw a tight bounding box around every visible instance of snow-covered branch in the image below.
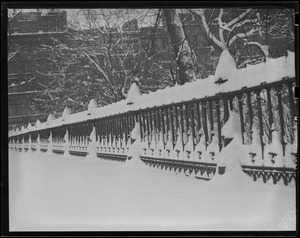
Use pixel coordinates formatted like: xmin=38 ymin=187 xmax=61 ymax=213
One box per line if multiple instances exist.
xmin=190 ymin=9 xmax=263 ymax=51
xmin=244 ymin=41 xmax=269 ymax=57
xmin=216 ymin=9 xmax=226 ymax=45
xmin=227 ymin=9 xmax=252 ymax=27
xmin=228 ymin=27 xmax=261 ymax=46
xmin=191 ymin=9 xmax=226 ymax=50
xmin=8 ymin=49 xmax=19 ymax=62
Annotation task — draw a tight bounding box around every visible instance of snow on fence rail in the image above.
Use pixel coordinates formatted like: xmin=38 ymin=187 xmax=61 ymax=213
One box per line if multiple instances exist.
xmin=9 ymin=77 xmax=297 ymax=186
xmin=9 ymin=52 xmax=297 ymax=186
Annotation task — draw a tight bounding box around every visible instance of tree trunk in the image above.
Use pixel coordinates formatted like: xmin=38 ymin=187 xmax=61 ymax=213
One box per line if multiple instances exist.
xmin=162 ymin=9 xmax=196 ymax=85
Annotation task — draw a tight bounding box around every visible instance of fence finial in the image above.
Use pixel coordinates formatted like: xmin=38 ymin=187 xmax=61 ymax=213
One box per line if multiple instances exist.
xmin=126 ymin=77 xmax=141 ymax=106
xmin=35 ymin=119 xmax=41 ymax=128
xmin=62 ymin=107 xmax=71 ymax=120
xmin=46 ymin=113 xmax=56 ymax=125
xmin=27 ymin=122 xmax=32 ymax=130
xmin=88 ymin=99 xmax=98 ymax=113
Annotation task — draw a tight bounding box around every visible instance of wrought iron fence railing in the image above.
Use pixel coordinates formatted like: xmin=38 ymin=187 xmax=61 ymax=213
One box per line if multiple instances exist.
xmin=9 ymin=77 xmax=298 ymax=186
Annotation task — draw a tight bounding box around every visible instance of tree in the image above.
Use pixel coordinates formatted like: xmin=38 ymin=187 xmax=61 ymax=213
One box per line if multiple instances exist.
xmin=257 ymin=8 xmax=294 ymax=57
xmin=9 ymin=8 xmax=294 ymax=120
xmin=24 ymin=9 xmax=175 ymax=116
xmin=189 ymin=8 xmax=294 ymax=68
xmin=162 ymin=9 xmax=197 ymax=85
xmin=191 ymin=9 xmax=266 ymax=51
xmin=7 ymin=10 xmax=22 ymax=62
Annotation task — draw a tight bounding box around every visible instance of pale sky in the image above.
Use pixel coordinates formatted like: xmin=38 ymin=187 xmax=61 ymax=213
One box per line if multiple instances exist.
xmin=8 ymin=9 xmax=162 ymax=30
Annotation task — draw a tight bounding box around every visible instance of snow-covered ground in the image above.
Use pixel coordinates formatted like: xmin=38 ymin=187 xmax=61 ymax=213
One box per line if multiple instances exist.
xmin=9 ymin=150 xmax=296 ymax=231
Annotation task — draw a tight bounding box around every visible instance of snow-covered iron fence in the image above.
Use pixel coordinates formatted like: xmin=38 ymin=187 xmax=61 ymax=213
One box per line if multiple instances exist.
xmin=9 ymin=77 xmax=297 ymax=186
xmin=137 ymin=78 xmax=297 ymax=185
xmin=93 ymin=112 xmax=134 ymax=161
xmin=39 ymin=130 xmax=50 ymax=152
xmin=51 ymin=126 xmax=66 ymax=154
xmin=22 ymin=133 xmax=30 ymax=152
xmin=68 ymin=122 xmax=92 ymax=156
xmin=30 ymin=132 xmax=38 ymax=151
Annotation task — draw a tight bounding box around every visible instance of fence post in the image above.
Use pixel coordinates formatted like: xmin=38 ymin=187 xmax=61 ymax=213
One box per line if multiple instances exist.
xmin=276 ymin=86 xmax=286 ymax=156
xmin=215 ymin=99 xmax=222 ymax=152
xmin=174 ymin=105 xmax=179 ymax=148
xmin=146 ymin=111 xmax=151 ymax=148
xmin=237 ymin=94 xmax=245 ymax=144
xmin=190 ymin=103 xmax=196 ymax=151
xmin=208 ymin=100 xmax=214 ymax=134
xmin=161 ymin=108 xmax=166 ymax=145
xmin=256 ymin=90 xmax=265 ymax=159
xmin=141 ymin=111 xmax=147 ymax=145
xmin=196 ymin=101 xmax=201 ymax=132
xmin=246 ymin=92 xmax=253 ymax=142
xmin=86 ymin=123 xmax=97 ymax=159
xmin=180 ymin=105 xmax=185 ymax=151
xmin=170 ymin=106 xmax=175 ymax=149
xmin=287 ymin=83 xmax=296 ymax=143
xmin=46 ymin=131 xmax=53 ymax=155
xmin=36 ymin=133 xmax=41 ymax=153
xmin=184 ymin=104 xmax=189 ymax=136
xmin=223 ymin=97 xmax=229 ymax=123
xmin=139 ymin=113 xmax=143 ymax=142
xmin=266 ymin=88 xmax=274 ymax=143
xmin=63 ymin=128 xmax=70 ymax=157
xmin=201 ymin=101 xmax=209 ymax=149
xmin=28 ymin=134 xmax=32 ymax=153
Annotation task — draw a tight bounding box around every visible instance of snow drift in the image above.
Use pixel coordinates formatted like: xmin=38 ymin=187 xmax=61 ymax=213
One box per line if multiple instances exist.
xmin=9 ymin=150 xmax=296 ymax=231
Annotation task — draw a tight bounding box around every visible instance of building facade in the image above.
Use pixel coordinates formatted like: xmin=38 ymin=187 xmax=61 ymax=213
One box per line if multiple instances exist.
xmin=8 ymin=10 xmax=68 ymax=129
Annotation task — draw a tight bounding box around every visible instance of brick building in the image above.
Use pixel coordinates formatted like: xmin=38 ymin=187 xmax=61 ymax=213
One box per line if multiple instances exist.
xmin=8 ymin=10 xmax=68 ymax=129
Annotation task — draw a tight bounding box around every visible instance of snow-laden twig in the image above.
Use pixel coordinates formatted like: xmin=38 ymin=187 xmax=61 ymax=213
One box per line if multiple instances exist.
xmin=228 ymin=27 xmax=261 ymax=47
xmin=226 ymin=9 xmax=252 ymax=28
xmin=8 ymin=49 xmax=19 ymax=62
xmin=191 ymin=9 xmax=226 ymax=50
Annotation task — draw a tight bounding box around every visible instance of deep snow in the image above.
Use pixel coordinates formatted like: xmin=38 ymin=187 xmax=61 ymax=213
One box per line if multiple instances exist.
xmin=9 ymin=150 xmax=296 ymax=231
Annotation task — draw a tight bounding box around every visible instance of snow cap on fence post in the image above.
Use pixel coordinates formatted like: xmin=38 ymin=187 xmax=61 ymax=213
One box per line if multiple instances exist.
xmin=19 ymin=135 xmax=24 ymax=151
xmin=126 ymin=119 xmax=145 ymax=168
xmin=62 ymin=107 xmax=71 ymax=121
xmin=63 ymin=129 xmax=70 ymax=158
xmin=46 ymin=131 xmax=53 ymax=155
xmin=27 ymin=134 xmax=33 ymax=153
xmin=35 ymin=119 xmax=41 ymax=129
xmin=87 ymin=99 xmax=98 ymax=115
xmin=216 ymin=109 xmax=245 ymax=174
xmin=35 ymin=132 xmax=41 ymax=153
xmin=130 ymin=120 xmax=141 ymax=141
xmin=86 ymin=125 xmax=97 ymax=160
xmin=214 ymin=50 xmax=237 ymax=84
xmin=27 ymin=122 xmax=32 ymax=131
xmin=221 ymin=109 xmax=242 ymax=139
xmin=126 ymin=77 xmax=141 ymax=106
xmin=48 ymin=131 xmax=52 ymax=142
xmin=46 ymin=113 xmax=56 ymax=125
